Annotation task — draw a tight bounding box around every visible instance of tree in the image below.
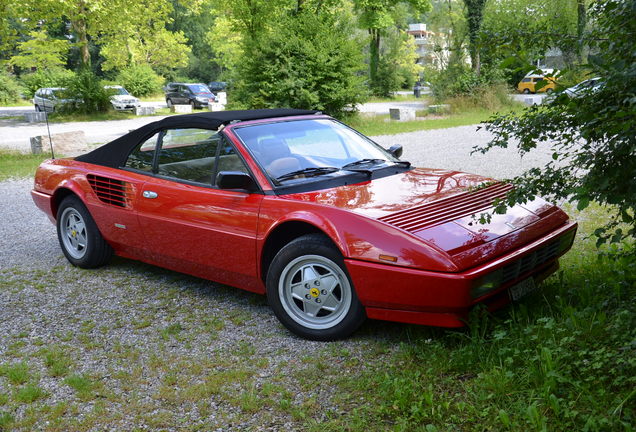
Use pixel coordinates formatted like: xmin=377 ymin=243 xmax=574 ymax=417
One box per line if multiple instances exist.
xmin=13 ymin=0 xmax=190 ymax=73
xmin=354 ymin=0 xmax=431 ymax=89
xmin=475 ymin=0 xmax=636 ymax=247
xmin=9 ymin=30 xmax=69 ymax=71
xmin=462 ymin=0 xmax=487 ymax=75
xmin=233 ymin=10 xmax=366 ymax=117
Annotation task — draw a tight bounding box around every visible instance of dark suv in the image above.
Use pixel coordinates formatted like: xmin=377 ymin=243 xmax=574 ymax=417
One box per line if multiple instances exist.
xmin=164 ymin=83 xmax=216 ymax=109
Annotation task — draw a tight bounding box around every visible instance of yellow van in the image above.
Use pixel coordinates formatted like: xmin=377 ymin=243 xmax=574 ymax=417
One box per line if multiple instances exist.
xmin=517 ymin=75 xmax=557 ymax=94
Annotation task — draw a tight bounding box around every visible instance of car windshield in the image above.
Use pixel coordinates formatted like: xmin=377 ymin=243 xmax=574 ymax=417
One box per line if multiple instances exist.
xmin=113 ymin=87 xmax=129 ymax=95
xmin=51 ymin=89 xmax=69 ymax=98
xmin=233 ymin=119 xmax=400 ymax=183
xmin=188 ymin=84 xmax=211 ymax=94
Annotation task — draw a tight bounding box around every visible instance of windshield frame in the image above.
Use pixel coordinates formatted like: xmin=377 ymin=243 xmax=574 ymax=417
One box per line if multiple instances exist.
xmin=230 ymin=117 xmax=409 ymax=194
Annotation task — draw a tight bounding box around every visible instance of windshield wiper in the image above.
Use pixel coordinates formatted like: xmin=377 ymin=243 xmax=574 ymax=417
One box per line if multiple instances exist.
xmin=341 ymin=158 xmax=386 ymax=170
xmin=275 ymin=166 xmax=339 ymax=182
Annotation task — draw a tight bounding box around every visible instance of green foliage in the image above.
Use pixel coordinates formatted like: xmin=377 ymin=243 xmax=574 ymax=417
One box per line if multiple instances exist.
xmin=0 ymin=362 xmax=30 ymax=385
xmin=233 ymin=11 xmax=366 ymax=117
xmin=315 ymin=233 xmax=636 ymax=431
xmin=477 ymin=0 xmax=636 ymax=245
xmin=14 ymin=384 xmax=46 ymax=404
xmin=9 ymin=30 xmax=68 ymax=71
xmin=64 ymin=69 xmax=111 ymax=114
xmin=0 ymin=71 xmax=22 ymax=104
xmin=0 ymin=150 xmax=52 ymax=180
xmin=429 ymin=63 xmax=506 ymax=100
xmin=116 ymin=65 xmax=163 ymax=97
xmin=20 ymin=69 xmax=75 ymax=99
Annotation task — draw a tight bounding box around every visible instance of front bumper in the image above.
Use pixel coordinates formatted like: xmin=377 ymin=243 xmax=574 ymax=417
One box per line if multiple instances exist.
xmin=345 ymin=221 xmax=577 ymax=327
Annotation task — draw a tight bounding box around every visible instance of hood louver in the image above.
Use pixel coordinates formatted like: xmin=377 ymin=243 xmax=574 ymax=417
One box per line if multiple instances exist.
xmin=378 ymin=183 xmax=513 ymax=233
xmin=87 ymin=174 xmax=131 ymax=208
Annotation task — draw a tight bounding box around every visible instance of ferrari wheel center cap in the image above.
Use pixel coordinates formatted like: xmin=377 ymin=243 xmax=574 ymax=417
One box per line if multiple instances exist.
xmin=309 ymin=287 xmax=320 ymax=298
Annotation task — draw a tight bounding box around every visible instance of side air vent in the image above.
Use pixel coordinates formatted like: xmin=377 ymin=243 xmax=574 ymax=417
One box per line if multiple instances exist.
xmin=378 ymin=183 xmax=513 ymax=232
xmin=87 ymin=174 xmax=131 ymax=208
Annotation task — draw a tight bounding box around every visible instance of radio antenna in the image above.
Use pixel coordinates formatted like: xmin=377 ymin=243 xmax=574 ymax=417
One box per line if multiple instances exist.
xmin=44 ymin=109 xmax=55 ymax=159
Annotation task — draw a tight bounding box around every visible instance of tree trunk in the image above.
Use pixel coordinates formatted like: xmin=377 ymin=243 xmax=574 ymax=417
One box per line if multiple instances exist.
xmin=577 ymin=0 xmax=587 ymax=62
xmin=369 ymin=28 xmax=380 ymax=84
xmin=71 ymin=1 xmax=90 ymax=67
xmin=463 ymin=0 xmax=486 ymax=76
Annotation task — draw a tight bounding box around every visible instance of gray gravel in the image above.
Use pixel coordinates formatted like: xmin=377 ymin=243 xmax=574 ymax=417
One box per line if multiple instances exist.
xmin=0 ymin=124 xmax=555 ymax=430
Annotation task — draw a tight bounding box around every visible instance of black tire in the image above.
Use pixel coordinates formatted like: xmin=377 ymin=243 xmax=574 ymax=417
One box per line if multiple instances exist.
xmin=266 ymin=234 xmax=365 ymax=341
xmin=56 ymin=195 xmax=113 ymax=268
xmin=546 ymin=88 xmax=554 ymax=94
xmin=166 ymin=98 xmax=173 ymax=108
xmin=190 ymin=100 xmax=197 ymax=110
xmin=523 ymin=88 xmax=530 ymax=94
xmin=34 ymin=105 xmax=41 ymax=112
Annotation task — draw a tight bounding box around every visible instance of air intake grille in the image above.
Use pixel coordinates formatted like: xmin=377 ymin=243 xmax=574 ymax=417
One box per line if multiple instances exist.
xmin=378 ymin=183 xmax=513 ymax=232
xmin=87 ymin=174 xmax=131 ymax=208
xmin=501 ymin=239 xmax=560 ymax=284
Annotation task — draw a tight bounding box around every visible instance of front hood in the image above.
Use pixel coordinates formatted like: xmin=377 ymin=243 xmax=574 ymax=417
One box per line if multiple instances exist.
xmin=110 ymin=95 xmax=139 ymax=102
xmin=284 ymin=168 xmax=566 ymax=268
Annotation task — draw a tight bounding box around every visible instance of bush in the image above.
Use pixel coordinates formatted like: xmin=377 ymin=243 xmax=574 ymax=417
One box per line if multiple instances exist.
xmin=233 ymin=11 xmax=366 ymax=118
xmin=64 ymin=69 xmax=112 ymax=114
xmin=20 ymin=69 xmax=75 ymax=98
xmin=116 ymin=65 xmax=164 ymax=97
xmin=430 ymin=64 xmax=506 ymax=100
xmin=0 ymin=71 xmax=22 ymax=104
xmin=446 ymin=83 xmax=518 ymax=112
xmin=371 ymin=57 xmax=403 ymax=98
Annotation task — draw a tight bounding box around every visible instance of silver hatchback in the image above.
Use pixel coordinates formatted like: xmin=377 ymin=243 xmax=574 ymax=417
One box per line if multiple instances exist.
xmin=33 ymin=88 xmax=75 ymax=112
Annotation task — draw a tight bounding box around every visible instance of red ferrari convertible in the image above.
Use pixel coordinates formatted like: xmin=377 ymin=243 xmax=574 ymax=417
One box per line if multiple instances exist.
xmin=32 ymin=109 xmax=577 ymax=340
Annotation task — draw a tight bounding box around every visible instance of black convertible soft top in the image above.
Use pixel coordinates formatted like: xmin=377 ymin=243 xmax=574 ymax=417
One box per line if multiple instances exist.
xmin=75 ymin=108 xmax=317 ymax=168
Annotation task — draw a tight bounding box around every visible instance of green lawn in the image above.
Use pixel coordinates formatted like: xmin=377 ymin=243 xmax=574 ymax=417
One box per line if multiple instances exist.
xmin=310 ymin=203 xmax=635 ymax=432
xmin=0 ymin=150 xmax=55 ymax=180
xmin=47 ymin=107 xmax=174 ymax=123
xmin=350 ymin=108 xmax=520 ymax=136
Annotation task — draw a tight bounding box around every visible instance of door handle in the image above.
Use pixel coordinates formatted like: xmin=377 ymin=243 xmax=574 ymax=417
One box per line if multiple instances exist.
xmin=143 ymin=190 xmax=158 ymax=199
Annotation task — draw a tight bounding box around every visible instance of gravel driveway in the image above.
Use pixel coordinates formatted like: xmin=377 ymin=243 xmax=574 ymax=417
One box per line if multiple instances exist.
xmin=0 ymin=124 xmax=554 ymax=430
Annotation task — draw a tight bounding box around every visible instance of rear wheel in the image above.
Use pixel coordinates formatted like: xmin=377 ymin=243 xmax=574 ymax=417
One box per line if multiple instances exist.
xmin=266 ymin=234 xmax=365 ymax=341
xmin=34 ymin=105 xmax=41 ymax=112
xmin=523 ymin=88 xmax=530 ymax=94
xmin=56 ymin=195 xmax=112 ymax=268
xmin=166 ymin=98 xmax=173 ymax=108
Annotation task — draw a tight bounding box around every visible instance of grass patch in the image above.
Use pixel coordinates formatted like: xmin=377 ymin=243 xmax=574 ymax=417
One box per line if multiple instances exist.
xmin=47 ymin=107 xmax=174 ymax=123
xmin=365 ymin=94 xmax=425 ymax=103
xmin=0 ymin=150 xmax=52 ymax=180
xmin=64 ymin=375 xmax=96 ymax=400
xmin=0 ymin=362 xmax=30 ymax=385
xmin=41 ymin=346 xmax=73 ymax=377
xmin=0 ymin=411 xmax=14 ymax=430
xmin=310 ymin=204 xmax=636 ymax=431
xmin=14 ymin=384 xmax=46 ymax=404
xmin=350 ymin=108 xmax=522 ymax=137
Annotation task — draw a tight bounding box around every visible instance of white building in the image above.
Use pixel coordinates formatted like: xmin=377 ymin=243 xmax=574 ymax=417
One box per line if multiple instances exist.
xmin=407 ymin=23 xmax=450 ymax=69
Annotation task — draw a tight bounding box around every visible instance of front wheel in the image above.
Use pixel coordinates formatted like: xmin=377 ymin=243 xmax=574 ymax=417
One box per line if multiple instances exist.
xmin=266 ymin=234 xmax=365 ymax=341
xmin=56 ymin=195 xmax=113 ymax=268
xmin=523 ymin=88 xmax=530 ymax=94
xmin=166 ymin=98 xmax=173 ymax=108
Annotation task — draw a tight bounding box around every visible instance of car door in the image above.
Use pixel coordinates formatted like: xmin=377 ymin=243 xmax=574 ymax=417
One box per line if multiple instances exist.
xmin=130 ymin=127 xmax=264 ymax=291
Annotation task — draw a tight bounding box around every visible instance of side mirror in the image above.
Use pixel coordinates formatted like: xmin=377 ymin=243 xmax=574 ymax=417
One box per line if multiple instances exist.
xmin=387 ymin=144 xmax=403 ymax=158
xmin=216 ymin=171 xmax=256 ymax=191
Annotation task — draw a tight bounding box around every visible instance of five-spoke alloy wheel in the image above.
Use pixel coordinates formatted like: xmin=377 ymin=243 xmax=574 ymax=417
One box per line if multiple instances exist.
xmin=56 ymin=195 xmax=112 ymax=268
xmin=267 ymin=234 xmax=365 ymax=340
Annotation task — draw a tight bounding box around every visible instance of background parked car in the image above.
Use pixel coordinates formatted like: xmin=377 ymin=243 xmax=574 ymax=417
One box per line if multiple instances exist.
xmin=564 ymin=77 xmax=602 ymax=98
xmin=517 ymin=74 xmax=557 ymax=94
xmin=33 ymin=87 xmax=76 ymax=112
xmin=207 ymin=81 xmax=227 ymax=93
xmin=105 ymin=85 xmax=141 ymax=111
xmin=164 ymin=83 xmax=217 ymax=109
